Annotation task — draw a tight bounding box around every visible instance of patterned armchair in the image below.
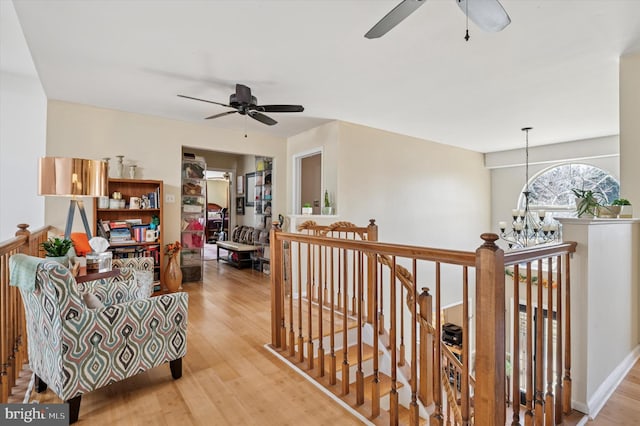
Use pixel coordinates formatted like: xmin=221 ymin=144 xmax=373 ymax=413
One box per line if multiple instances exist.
xmin=15 ymin=257 xmax=188 ymax=423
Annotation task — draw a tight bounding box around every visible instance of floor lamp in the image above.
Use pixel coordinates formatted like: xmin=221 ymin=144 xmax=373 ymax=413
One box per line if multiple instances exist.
xmin=39 ymin=157 xmax=108 ymax=239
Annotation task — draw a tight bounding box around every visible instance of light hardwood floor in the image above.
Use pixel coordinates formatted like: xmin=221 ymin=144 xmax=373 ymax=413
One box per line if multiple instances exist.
xmin=28 ymin=261 xmax=362 ymax=425
xmin=589 ymin=359 xmax=640 ymax=425
xmin=23 ymin=259 xmax=640 ymax=424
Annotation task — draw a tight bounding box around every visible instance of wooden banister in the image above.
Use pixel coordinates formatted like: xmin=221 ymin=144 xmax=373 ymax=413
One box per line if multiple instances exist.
xmin=0 ymin=224 xmax=52 ymax=403
xmin=269 ymin=223 xmax=577 ymax=425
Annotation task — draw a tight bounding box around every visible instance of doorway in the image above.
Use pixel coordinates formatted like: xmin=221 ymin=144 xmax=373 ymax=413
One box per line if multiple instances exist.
xmin=293 ymin=149 xmax=322 ymax=215
xmin=204 ymin=170 xmax=230 ymax=259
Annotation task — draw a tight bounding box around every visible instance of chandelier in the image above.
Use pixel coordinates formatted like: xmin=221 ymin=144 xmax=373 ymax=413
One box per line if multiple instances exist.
xmin=498 ymin=127 xmax=560 ymax=249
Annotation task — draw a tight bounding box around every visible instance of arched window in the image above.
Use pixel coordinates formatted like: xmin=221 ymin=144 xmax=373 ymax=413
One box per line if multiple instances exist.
xmin=517 ymin=163 xmax=619 ymax=216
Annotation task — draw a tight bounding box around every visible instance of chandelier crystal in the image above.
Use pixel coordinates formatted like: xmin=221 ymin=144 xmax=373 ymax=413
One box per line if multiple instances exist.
xmin=498 ymin=127 xmax=560 ymax=249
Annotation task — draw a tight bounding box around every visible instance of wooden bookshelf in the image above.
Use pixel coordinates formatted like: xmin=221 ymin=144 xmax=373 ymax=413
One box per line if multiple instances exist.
xmin=93 ymin=178 xmax=164 ymax=290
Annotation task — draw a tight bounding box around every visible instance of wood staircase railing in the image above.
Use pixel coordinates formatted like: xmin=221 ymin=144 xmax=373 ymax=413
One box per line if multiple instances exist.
xmin=0 ymin=224 xmax=51 ymax=403
xmin=269 ymin=220 xmax=578 ymax=425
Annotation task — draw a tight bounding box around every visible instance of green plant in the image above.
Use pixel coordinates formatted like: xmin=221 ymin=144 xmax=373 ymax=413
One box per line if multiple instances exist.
xmin=41 ymin=237 xmax=73 ymax=257
xmin=303 ymin=202 xmax=311 ymax=208
xmin=571 ymin=188 xmax=604 ymax=217
xmin=324 ymin=190 xmax=331 ymax=208
xmin=612 ymin=198 xmax=631 ymax=206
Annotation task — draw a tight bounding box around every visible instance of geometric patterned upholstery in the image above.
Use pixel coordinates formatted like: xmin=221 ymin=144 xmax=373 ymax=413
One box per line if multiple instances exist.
xmin=17 ymin=258 xmax=188 ymax=405
xmin=111 ymin=256 xmax=156 ymax=298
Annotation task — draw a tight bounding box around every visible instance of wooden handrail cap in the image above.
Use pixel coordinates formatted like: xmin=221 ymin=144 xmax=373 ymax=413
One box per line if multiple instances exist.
xmin=480 ymin=233 xmax=499 ymax=246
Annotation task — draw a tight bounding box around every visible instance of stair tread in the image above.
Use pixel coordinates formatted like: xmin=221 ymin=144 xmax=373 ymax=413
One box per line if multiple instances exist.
xmin=396 ymin=404 xmax=427 ymax=426
xmin=346 ymin=372 xmax=404 ymax=398
xmin=321 ymin=343 xmax=379 ymax=365
xmin=286 ymin=299 xmax=359 ymax=341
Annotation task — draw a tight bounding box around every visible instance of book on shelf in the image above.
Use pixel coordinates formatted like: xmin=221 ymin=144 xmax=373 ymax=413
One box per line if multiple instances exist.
xmin=109 ymin=226 xmax=133 ymax=244
xmin=109 ymin=221 xmax=130 ymax=229
xmin=148 ymin=191 xmax=157 ymax=209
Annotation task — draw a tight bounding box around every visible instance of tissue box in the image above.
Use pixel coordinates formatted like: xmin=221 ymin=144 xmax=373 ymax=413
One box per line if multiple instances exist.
xmin=86 ymin=251 xmax=113 ymax=273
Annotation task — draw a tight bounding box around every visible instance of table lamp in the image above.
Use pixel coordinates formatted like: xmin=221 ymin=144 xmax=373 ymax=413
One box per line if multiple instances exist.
xmin=38 ymin=157 xmax=108 ymax=239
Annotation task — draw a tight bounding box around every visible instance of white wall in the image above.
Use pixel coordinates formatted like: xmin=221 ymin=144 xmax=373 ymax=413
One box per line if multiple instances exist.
xmin=486 ymin=135 xmax=620 ymax=247
xmin=0 ymin=1 xmax=47 ymax=240
xmin=45 ymin=101 xmax=286 ymax=246
xmin=558 ymin=218 xmax=640 ymax=416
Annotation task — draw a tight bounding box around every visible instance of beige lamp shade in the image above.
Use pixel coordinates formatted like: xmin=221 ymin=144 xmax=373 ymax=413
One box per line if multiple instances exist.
xmin=39 ymin=157 xmax=108 ymax=197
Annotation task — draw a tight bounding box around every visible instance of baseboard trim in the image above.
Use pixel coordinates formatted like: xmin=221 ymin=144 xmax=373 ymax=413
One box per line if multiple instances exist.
xmin=263 ymin=344 xmax=375 ymax=426
xmin=586 ymin=344 xmax=640 ymax=419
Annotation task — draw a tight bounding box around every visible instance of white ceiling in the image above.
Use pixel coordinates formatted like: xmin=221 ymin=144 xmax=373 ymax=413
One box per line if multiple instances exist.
xmin=10 ymin=0 xmax=640 ymax=153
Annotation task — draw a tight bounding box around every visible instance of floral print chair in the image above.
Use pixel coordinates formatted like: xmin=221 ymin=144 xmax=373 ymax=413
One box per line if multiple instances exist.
xmin=11 ymin=256 xmax=188 ymax=423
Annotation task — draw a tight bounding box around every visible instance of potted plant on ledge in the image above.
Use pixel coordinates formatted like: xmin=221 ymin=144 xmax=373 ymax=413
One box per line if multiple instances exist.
xmin=322 ymin=190 xmax=333 ymax=215
xmin=41 ymin=237 xmax=73 ymax=267
xmin=613 ymin=198 xmax=633 ymax=218
xmin=301 ymin=203 xmax=313 ymax=215
xmin=571 ymin=188 xmax=603 ymax=218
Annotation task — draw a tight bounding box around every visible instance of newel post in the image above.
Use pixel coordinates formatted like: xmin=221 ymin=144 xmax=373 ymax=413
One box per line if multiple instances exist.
xmin=15 ymin=224 xmax=31 ymax=254
xmin=366 ymin=219 xmax=378 ymax=324
xmin=474 ymin=233 xmax=506 ymax=425
xmin=270 ymin=220 xmax=283 ymax=348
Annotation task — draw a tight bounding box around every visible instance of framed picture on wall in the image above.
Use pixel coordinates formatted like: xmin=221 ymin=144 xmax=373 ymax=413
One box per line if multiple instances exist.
xmin=236 ymin=196 xmax=245 ymax=215
xmin=245 ymin=172 xmax=256 ymax=206
xmin=237 ymin=175 xmax=244 ymax=195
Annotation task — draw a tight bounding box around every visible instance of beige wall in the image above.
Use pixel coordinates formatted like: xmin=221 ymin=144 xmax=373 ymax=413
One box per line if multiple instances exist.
xmin=337 ymin=121 xmax=490 ymax=251
xmin=285 ymin=120 xmax=490 ymax=305
xmin=45 ymin=101 xmax=286 ymax=245
xmin=206 ymin=180 xmax=228 ymax=208
xmin=620 ymin=53 xmax=640 ymax=208
xmin=287 ymin=121 xmax=339 ymax=214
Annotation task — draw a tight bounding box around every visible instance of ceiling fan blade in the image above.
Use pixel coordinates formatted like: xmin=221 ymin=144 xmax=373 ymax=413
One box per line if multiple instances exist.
xmin=456 ymin=0 xmax=511 ymax=32
xmin=177 ymin=94 xmax=232 ymax=108
xmin=249 ymin=111 xmax=277 ymax=126
xmin=205 ymin=110 xmax=237 ymax=120
xmin=258 ymin=105 xmax=304 ymax=113
xmin=365 ymin=0 xmax=427 ymax=39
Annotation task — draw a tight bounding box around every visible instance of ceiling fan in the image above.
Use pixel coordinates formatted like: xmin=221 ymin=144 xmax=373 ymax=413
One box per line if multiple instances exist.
xmin=178 ymin=84 xmax=304 ymax=126
xmin=365 ymin=0 xmax=511 ymax=39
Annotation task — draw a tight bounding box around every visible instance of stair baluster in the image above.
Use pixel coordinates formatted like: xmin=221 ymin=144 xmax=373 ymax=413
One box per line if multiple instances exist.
xmin=544 ymin=258 xmax=555 ymax=425
xmin=329 ymin=246 xmax=337 ymax=385
xmin=341 ymin=248 xmax=350 ymax=396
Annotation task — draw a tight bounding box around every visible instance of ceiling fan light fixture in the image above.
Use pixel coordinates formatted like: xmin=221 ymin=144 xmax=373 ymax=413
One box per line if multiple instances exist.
xmin=456 ymin=0 xmax=511 ymax=32
xmin=365 ymin=0 xmax=510 ymax=39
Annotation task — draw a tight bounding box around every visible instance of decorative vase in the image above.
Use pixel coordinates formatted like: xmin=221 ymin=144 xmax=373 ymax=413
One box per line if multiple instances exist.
xmin=112 ymin=155 xmax=124 ymax=178
xmin=322 ymin=206 xmax=333 ymax=215
xmin=619 ymin=205 xmax=633 ymax=218
xmin=302 ymin=206 xmax=313 ymax=215
xmin=128 ymin=164 xmax=137 ymax=179
xmin=164 ymin=253 xmax=182 ymax=292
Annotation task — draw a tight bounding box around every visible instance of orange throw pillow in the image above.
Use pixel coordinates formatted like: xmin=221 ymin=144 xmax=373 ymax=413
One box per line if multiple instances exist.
xmin=70 ymin=232 xmax=92 ymax=256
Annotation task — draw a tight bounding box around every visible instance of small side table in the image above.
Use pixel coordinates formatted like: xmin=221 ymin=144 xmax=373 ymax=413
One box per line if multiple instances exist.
xmin=75 ymin=267 xmax=120 ymax=283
